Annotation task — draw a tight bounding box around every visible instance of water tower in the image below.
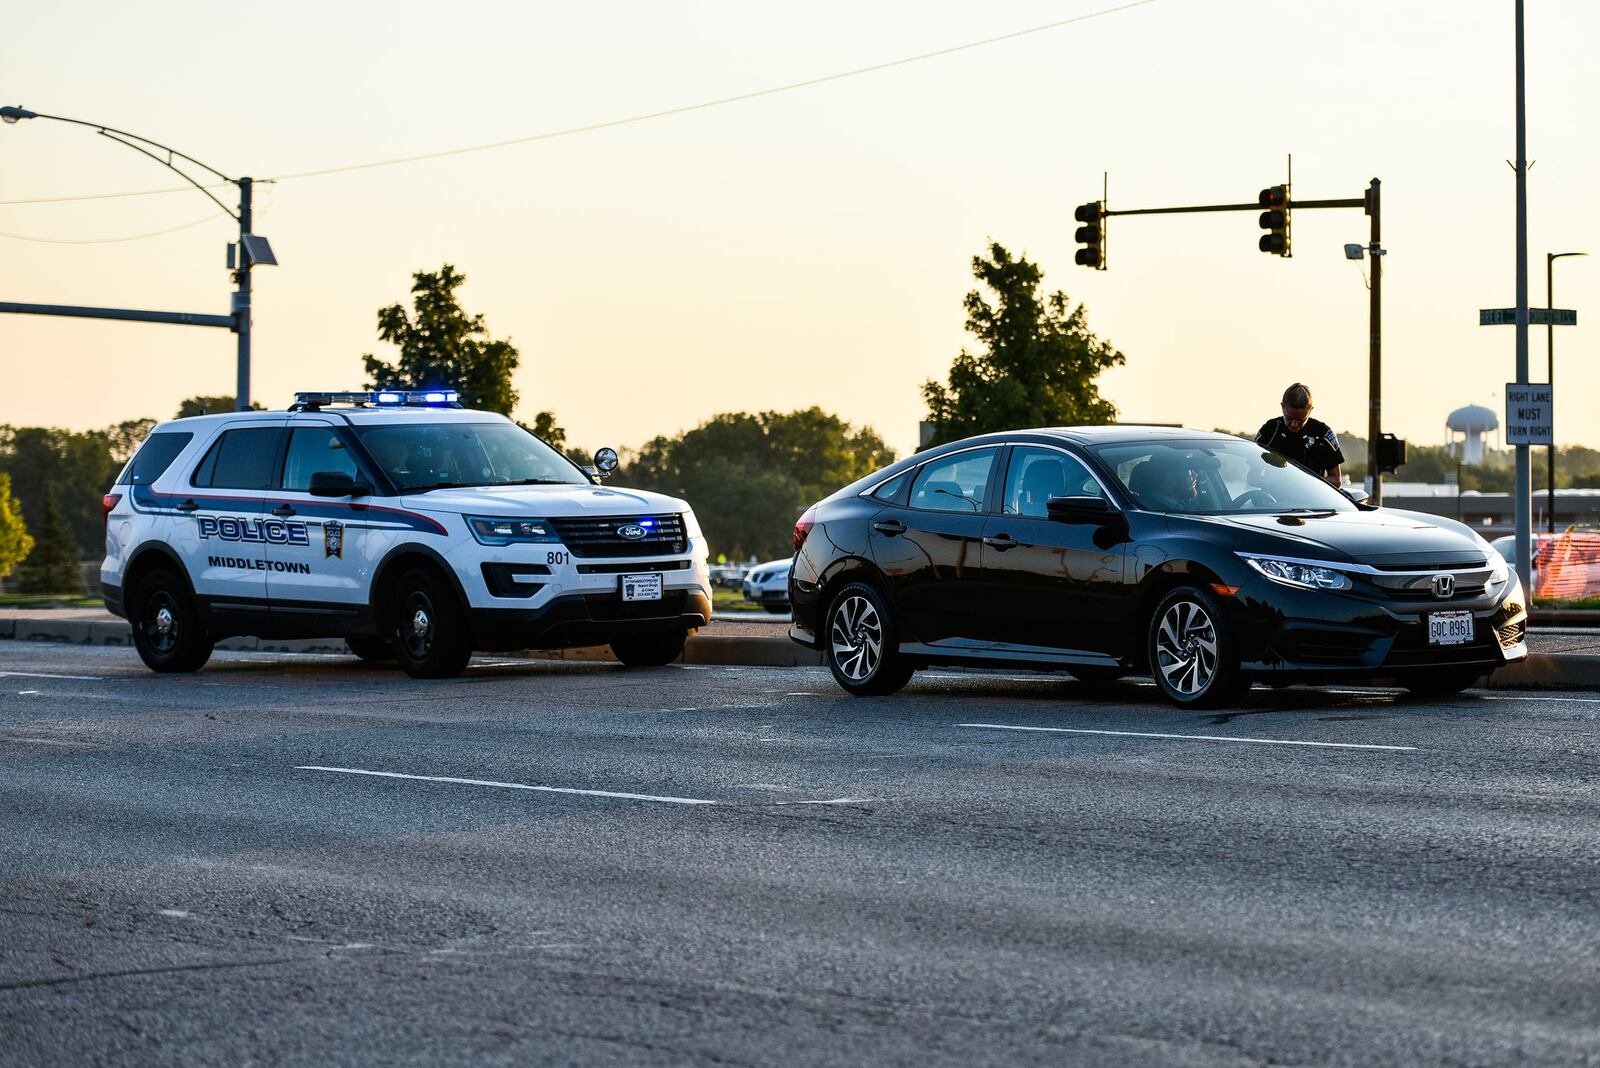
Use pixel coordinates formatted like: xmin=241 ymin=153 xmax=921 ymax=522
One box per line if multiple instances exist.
xmin=1446 ymin=404 xmax=1498 ymax=464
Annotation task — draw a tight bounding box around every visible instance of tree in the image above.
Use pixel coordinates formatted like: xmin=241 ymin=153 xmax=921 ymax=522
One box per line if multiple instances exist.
xmin=922 ymin=242 xmax=1124 ymax=448
xmin=0 ymin=425 xmax=122 ymax=557
xmin=618 ymin=408 xmax=894 ymax=560
xmin=0 ymin=473 xmax=33 ymax=582
xmin=15 ymin=494 xmax=80 ymax=594
xmin=175 ymin=396 xmax=262 ymax=419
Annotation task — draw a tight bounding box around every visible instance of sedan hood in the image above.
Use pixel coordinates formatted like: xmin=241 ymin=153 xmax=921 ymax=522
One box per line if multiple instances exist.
xmin=1176 ymin=507 xmax=1489 ymax=566
xmin=400 ymin=483 xmax=691 ymax=518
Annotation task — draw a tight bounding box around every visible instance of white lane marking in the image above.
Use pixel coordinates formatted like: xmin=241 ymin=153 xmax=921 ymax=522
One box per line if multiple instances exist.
xmin=785 ymin=692 xmax=824 ymax=697
xmin=17 ymin=690 xmax=40 ymax=696
xmin=957 ymin=723 xmax=1419 ymax=752
xmin=158 ymin=909 xmax=192 ymax=919
xmin=296 ymin=765 xmax=717 ymax=805
xmin=775 ymin=797 xmax=877 ymax=805
xmin=1474 ymin=694 xmax=1600 ymax=704
xmin=0 ymin=670 xmax=105 ymax=681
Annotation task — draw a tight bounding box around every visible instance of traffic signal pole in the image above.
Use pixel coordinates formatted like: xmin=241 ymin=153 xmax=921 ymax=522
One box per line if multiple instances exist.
xmin=1088 ymin=184 xmax=1385 ymax=501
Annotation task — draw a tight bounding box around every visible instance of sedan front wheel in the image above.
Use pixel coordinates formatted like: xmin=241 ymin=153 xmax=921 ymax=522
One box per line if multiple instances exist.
xmin=826 ymin=582 xmax=913 ymax=696
xmin=1147 ymin=585 xmax=1247 ymax=708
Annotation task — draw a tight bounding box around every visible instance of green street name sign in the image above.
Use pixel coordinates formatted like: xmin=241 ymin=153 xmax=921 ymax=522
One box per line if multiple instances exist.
xmin=1479 ymin=307 xmax=1577 ymax=326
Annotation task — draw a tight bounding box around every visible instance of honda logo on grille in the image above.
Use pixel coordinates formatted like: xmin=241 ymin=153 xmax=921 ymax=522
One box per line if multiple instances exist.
xmin=1431 ymin=574 xmax=1455 ymax=599
xmin=617 ymin=523 xmax=647 ymax=540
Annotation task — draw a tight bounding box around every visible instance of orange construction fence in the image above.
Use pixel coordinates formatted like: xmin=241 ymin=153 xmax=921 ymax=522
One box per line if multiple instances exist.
xmin=1533 ymin=530 xmax=1600 ymax=601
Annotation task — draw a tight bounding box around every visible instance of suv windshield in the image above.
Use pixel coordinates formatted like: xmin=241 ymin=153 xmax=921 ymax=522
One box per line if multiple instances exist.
xmin=1090 ymin=438 xmax=1358 ymax=515
xmin=356 ymin=422 xmax=585 ymax=492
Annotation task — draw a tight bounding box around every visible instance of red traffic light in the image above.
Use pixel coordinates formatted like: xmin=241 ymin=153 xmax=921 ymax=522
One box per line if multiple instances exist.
xmin=1259 ymin=185 xmax=1288 ymax=208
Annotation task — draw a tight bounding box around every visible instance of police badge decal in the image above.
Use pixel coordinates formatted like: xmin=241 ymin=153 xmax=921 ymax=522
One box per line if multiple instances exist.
xmin=324 ymin=520 xmax=345 ymax=559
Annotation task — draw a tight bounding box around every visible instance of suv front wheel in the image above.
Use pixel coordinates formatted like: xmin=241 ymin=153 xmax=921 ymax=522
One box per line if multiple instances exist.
xmin=130 ymin=569 xmax=214 ymax=673
xmin=389 ymin=568 xmax=472 ymax=679
xmin=826 ymin=582 xmax=913 ymax=696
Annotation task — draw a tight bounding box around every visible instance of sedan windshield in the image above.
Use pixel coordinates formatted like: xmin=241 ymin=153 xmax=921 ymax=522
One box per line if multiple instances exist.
xmin=356 ymin=422 xmax=585 ymax=492
xmin=1090 ymin=438 xmax=1358 ymax=515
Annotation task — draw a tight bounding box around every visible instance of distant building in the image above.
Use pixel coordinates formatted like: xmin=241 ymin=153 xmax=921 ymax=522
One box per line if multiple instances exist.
xmin=1383 ymin=485 xmax=1600 ymax=536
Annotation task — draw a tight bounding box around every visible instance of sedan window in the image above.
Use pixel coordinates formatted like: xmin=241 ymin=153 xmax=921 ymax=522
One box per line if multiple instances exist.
xmin=1092 ymin=439 xmax=1356 ymax=515
xmin=909 ymin=449 xmax=997 ymax=512
xmin=1002 ymin=447 xmax=1101 ymax=517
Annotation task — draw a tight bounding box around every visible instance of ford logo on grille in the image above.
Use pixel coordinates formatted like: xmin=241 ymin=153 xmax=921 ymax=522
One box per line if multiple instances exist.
xmin=617 ymin=523 xmax=648 ymax=540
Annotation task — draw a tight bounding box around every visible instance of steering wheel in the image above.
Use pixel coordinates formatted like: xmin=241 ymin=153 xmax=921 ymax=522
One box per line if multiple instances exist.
xmin=1232 ymin=488 xmax=1279 ymax=509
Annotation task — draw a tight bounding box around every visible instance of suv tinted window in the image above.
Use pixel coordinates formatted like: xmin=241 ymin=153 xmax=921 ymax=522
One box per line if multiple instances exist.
xmin=909 ymin=448 xmax=997 ymax=513
xmin=282 ymin=427 xmax=360 ymax=491
xmin=193 ymin=427 xmax=282 ymax=490
xmin=1001 ymin=447 xmax=1101 ymax=517
xmin=116 ymin=432 xmax=193 ymax=486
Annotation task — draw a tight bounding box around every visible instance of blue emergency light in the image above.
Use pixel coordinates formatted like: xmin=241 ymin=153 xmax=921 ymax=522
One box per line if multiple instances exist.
xmin=292 ymin=390 xmax=461 ymax=410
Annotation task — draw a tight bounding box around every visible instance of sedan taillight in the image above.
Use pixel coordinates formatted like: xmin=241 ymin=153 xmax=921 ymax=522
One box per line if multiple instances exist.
xmin=794 ymin=505 xmax=817 ymax=554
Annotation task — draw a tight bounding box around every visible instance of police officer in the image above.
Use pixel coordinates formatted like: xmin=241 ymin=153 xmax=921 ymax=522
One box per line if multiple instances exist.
xmin=1255 ymin=383 xmax=1344 ymax=486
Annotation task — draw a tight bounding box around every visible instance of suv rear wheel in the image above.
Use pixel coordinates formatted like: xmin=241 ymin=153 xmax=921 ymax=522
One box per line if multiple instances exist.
xmin=826 ymin=582 xmax=913 ymax=696
xmin=1148 ymin=585 xmax=1248 ymax=708
xmin=389 ymin=568 xmax=472 ymax=679
xmin=611 ymin=630 xmax=688 ymax=667
xmin=130 ymin=568 xmax=214 ymax=673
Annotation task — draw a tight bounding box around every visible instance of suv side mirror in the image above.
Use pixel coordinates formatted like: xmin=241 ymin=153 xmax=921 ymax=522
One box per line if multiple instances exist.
xmin=593 ymin=447 xmax=619 ymax=480
xmin=308 ymin=471 xmax=371 ymax=498
xmin=1342 ymin=485 xmax=1371 ymax=505
xmin=1046 ymin=494 xmax=1115 ymax=524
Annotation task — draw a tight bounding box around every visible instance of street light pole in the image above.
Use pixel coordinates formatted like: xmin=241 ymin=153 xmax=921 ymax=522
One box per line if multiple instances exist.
xmin=1512 ymin=0 xmax=1533 ymax=592
xmin=0 ymin=106 xmax=272 ymax=411
xmin=1545 ymin=250 xmax=1586 ymax=534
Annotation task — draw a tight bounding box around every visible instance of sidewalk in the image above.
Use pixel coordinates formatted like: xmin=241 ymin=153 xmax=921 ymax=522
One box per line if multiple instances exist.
xmin=1 ymin=608 xmax=1595 ymax=688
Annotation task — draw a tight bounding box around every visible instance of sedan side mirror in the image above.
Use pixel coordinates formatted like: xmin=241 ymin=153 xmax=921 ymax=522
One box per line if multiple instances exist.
xmin=593 ymin=447 xmax=619 ymax=480
xmin=308 ymin=470 xmax=371 ymax=498
xmin=1046 ymin=494 xmax=1115 ymax=524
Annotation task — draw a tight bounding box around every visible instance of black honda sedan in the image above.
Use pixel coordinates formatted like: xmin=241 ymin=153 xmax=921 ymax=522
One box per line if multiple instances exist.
xmin=788 ymin=427 xmax=1528 ymax=706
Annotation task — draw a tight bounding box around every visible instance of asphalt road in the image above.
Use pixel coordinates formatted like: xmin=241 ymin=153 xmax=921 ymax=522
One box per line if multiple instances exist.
xmin=2 ymin=645 xmax=1597 ymax=1067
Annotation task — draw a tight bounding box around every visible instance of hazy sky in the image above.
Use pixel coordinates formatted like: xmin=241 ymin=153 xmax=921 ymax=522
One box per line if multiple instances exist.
xmin=2 ymin=0 xmax=1596 ymax=457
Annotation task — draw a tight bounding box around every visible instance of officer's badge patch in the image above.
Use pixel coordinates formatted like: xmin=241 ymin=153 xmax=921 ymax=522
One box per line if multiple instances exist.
xmin=324 ymin=520 xmax=345 ymax=559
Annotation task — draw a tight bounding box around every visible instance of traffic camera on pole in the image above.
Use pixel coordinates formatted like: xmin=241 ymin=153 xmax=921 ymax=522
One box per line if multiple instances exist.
xmin=1258 ymin=185 xmax=1291 ymax=256
xmin=1074 ymin=201 xmax=1105 ymax=269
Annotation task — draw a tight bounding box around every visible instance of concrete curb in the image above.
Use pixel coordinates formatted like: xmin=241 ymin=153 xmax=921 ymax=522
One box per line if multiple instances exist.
xmin=0 ymin=619 xmax=1591 ymax=687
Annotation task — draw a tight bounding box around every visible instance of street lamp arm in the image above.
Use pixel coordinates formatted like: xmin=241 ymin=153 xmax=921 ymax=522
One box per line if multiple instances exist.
xmin=96 ymin=130 xmax=238 ymax=220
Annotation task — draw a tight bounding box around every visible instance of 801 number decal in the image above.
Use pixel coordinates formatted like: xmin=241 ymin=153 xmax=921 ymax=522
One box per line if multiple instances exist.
xmin=546 ymin=551 xmax=570 ymax=566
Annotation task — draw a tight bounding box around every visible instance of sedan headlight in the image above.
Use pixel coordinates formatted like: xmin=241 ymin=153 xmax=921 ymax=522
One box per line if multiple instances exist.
xmin=467 ymin=516 xmax=561 ymax=546
xmin=1239 ymin=554 xmax=1353 ymax=591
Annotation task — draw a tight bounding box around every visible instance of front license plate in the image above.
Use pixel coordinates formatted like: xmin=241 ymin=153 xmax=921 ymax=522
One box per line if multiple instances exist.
xmin=1427 ymin=611 xmax=1474 ymax=646
xmin=620 ymin=573 xmax=664 ymax=601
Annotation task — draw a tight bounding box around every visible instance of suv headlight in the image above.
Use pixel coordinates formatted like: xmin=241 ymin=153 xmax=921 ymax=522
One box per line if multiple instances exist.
xmin=467 ymin=516 xmax=561 ymax=546
xmin=1239 ymin=554 xmax=1353 ymax=591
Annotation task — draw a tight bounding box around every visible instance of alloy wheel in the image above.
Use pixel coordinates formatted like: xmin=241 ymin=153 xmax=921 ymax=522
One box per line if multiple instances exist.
xmin=401 ymin=590 xmax=436 ymax=661
xmin=144 ymin=591 xmax=179 ymax=655
xmin=1154 ymin=599 xmax=1219 ymax=697
xmin=830 ymin=594 xmax=883 ymax=682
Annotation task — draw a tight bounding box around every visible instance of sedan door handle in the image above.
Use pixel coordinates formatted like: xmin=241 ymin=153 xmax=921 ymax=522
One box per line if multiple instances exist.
xmin=174 ymin=498 xmax=199 ymax=512
xmin=872 ymin=519 xmax=906 ymax=536
xmin=271 ymin=504 xmax=297 ymax=517
xmin=983 ymin=534 xmax=1019 ymax=550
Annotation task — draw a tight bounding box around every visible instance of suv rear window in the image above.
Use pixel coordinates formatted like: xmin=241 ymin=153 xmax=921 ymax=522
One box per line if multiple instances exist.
xmin=192 ymin=427 xmax=283 ymax=490
xmin=117 ymin=432 xmax=193 ymax=486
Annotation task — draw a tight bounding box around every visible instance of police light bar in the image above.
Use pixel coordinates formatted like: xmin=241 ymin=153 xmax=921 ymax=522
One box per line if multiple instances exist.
xmin=293 ymin=390 xmax=461 ymax=409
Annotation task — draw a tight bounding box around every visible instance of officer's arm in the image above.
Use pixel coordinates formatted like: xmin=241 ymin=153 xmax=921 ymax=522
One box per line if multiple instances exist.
xmin=1324 ymin=464 xmax=1342 ymax=487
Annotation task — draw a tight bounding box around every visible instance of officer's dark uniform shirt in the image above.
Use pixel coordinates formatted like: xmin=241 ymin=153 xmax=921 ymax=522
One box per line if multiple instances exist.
xmin=1255 ymin=417 xmax=1345 ymax=475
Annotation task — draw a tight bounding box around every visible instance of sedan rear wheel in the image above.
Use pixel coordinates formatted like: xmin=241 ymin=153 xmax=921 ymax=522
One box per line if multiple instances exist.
xmin=1148 ymin=586 xmax=1247 ymax=708
xmin=826 ymin=582 xmax=913 ymax=696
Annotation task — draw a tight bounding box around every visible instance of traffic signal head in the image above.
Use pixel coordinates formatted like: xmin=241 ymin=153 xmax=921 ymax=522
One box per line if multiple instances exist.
xmin=1257 ymin=185 xmax=1291 ymax=256
xmin=1374 ymin=433 xmax=1408 ymax=474
xmin=1073 ymin=201 xmax=1105 ymax=269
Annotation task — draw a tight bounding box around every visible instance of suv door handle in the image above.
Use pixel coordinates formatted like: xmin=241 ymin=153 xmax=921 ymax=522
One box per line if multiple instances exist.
xmin=271 ymin=504 xmax=297 ymax=517
xmin=983 ymin=534 xmax=1019 ymax=550
xmin=872 ymin=519 xmax=906 ymax=536
xmin=174 ymin=498 xmax=199 ymax=512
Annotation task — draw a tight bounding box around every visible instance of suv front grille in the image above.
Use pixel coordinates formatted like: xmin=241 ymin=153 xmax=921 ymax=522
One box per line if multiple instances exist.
xmin=548 ymin=514 xmax=688 ymax=558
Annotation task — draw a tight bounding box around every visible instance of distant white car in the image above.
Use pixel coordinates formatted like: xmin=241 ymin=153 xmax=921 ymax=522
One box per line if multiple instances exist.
xmin=1489 ymin=534 xmax=1551 ymax=590
xmin=742 ymin=559 xmax=792 ymax=610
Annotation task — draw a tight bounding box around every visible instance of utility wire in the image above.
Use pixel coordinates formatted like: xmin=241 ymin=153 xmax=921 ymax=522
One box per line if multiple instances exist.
xmin=0 ymin=212 xmax=222 ymax=244
xmin=0 ymin=0 xmax=1157 ymax=205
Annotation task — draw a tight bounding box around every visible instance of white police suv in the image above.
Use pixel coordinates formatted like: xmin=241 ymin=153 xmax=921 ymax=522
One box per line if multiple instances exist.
xmin=102 ymin=391 xmax=712 ymax=677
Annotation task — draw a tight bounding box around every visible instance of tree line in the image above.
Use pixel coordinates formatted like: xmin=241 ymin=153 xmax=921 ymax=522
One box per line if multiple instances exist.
xmin=2 ymin=244 xmax=1128 ymax=587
